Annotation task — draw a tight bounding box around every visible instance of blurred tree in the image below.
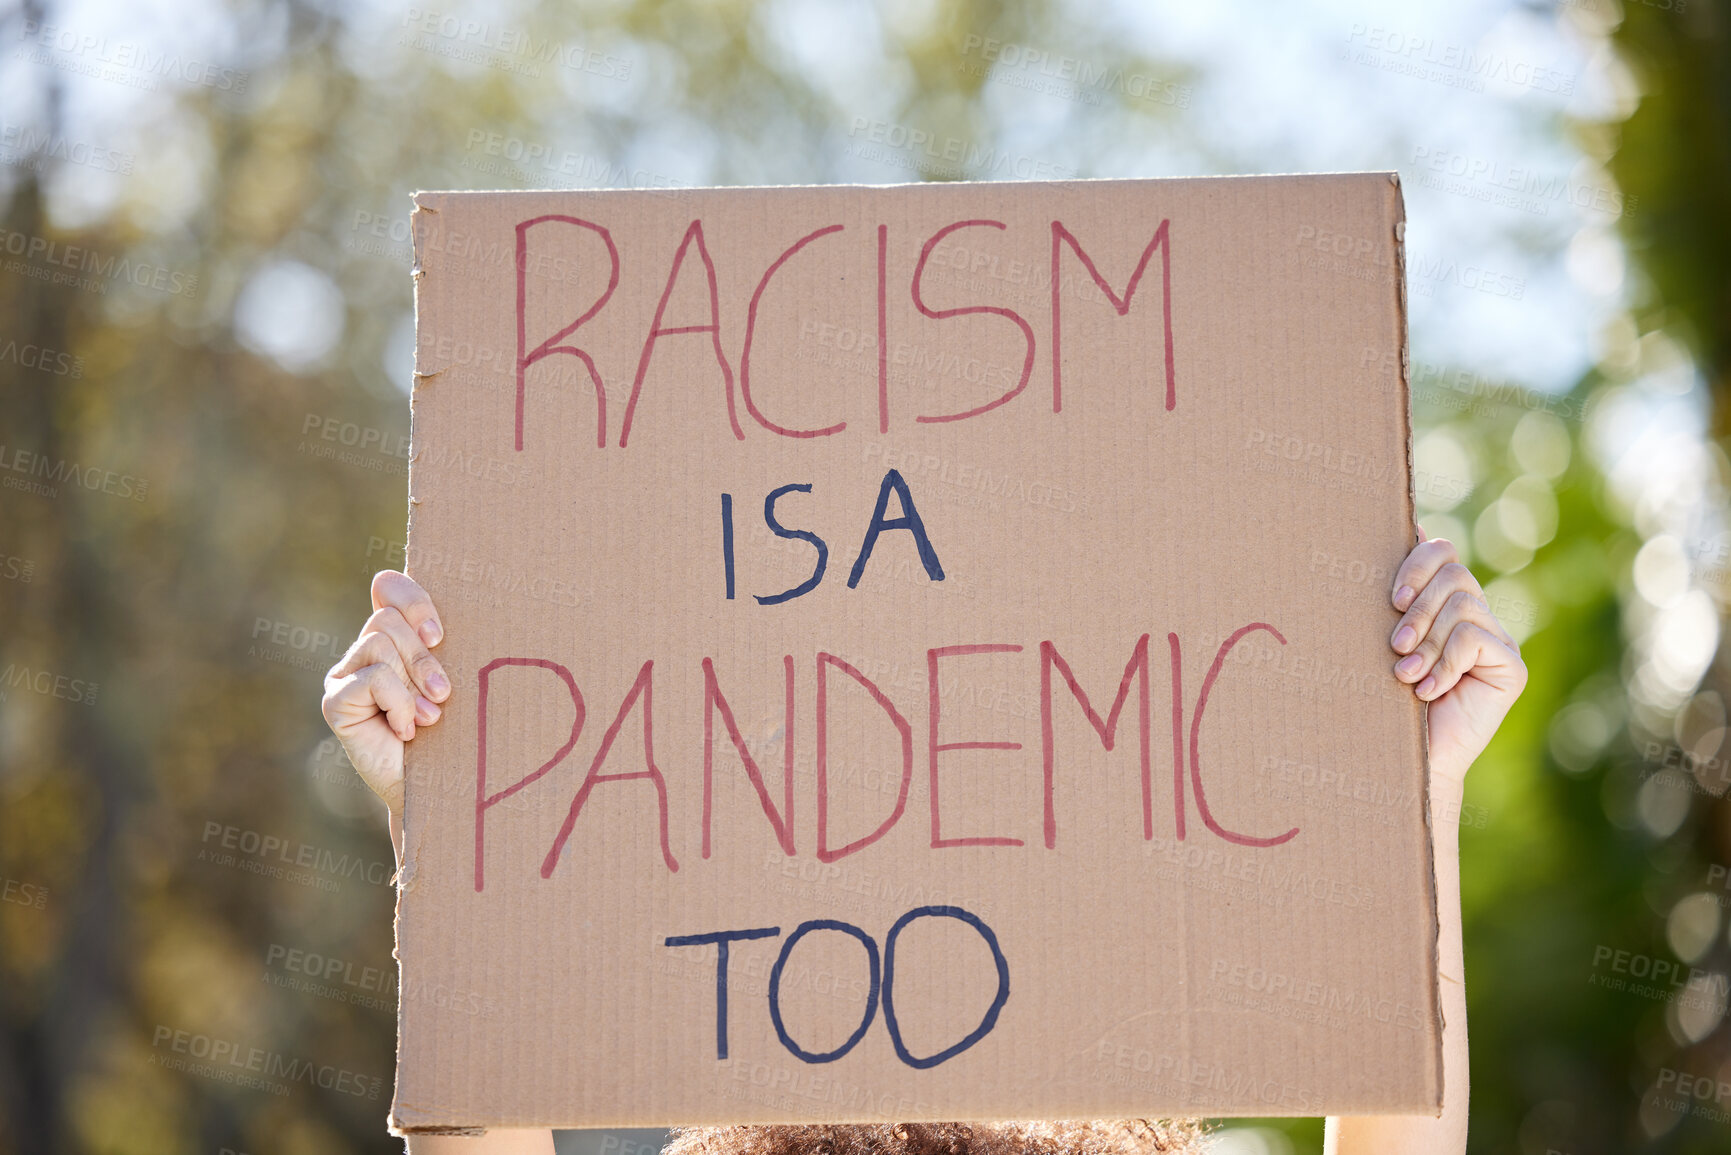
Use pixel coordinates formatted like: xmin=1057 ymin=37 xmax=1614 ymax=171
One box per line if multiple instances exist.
xmin=1612 ymin=0 xmax=1731 ymax=419
xmin=1448 ymin=1 xmax=1731 ymax=1152
xmin=1595 ymin=0 xmax=1731 ymax=1152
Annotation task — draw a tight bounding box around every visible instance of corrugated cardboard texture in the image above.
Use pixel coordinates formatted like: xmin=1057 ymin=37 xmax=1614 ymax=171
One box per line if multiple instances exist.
xmin=396 ymin=174 xmax=1438 ymax=1131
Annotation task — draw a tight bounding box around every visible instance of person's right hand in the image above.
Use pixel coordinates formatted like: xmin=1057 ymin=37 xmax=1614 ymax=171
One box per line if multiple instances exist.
xmin=320 ymin=571 xmax=450 ymax=824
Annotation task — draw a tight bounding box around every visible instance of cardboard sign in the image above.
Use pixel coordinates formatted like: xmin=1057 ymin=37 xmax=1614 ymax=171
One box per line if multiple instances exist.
xmin=395 ymin=174 xmax=1438 ymax=1133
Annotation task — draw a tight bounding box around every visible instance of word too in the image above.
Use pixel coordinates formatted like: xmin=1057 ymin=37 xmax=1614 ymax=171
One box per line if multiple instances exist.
xmin=665 ymin=904 xmax=1007 ymax=1067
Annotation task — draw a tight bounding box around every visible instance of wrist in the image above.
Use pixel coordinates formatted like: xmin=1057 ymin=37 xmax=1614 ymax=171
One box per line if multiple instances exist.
xmin=1430 ymin=769 xmax=1467 ymax=800
xmin=1428 ymin=755 xmax=1470 ymax=799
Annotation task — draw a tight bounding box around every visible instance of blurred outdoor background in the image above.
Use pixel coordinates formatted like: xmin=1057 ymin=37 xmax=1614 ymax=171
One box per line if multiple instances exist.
xmin=0 ymin=0 xmax=1725 ymax=1151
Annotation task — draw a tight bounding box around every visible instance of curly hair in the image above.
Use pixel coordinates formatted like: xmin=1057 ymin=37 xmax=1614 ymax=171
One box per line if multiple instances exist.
xmin=661 ymin=1120 xmax=1208 ymax=1155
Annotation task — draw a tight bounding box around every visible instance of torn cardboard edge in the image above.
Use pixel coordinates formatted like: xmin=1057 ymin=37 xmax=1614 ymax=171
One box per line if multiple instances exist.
xmin=1386 ymin=173 xmax=1448 ymax=1116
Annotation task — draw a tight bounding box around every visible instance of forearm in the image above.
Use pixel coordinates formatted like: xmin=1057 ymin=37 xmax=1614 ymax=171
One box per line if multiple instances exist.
xmin=1326 ymin=773 xmax=1468 ymax=1154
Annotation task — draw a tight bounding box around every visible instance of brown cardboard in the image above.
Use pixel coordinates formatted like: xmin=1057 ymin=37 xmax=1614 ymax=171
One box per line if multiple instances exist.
xmin=396 ymin=174 xmax=1437 ymax=1132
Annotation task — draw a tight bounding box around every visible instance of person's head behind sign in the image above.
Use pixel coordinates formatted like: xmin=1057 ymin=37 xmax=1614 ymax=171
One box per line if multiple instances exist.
xmin=664 ymin=1121 xmax=1205 ymax=1155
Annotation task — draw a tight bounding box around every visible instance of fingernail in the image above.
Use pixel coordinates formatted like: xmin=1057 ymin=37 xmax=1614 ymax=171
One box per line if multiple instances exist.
xmin=428 ymin=670 xmax=450 ymax=698
xmin=1392 ymin=625 xmax=1417 ymax=652
xmin=1416 ymin=676 xmax=1436 ymax=699
xmin=416 ymin=694 xmax=442 ymax=724
xmin=419 ymin=619 xmax=442 ymax=646
xmin=1393 ymin=586 xmax=1415 ymax=611
xmin=1396 ymin=654 xmax=1423 ymax=677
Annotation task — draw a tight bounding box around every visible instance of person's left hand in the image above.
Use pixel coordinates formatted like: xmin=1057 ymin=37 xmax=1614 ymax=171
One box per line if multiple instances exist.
xmin=1387 ymin=534 xmax=1527 ymax=786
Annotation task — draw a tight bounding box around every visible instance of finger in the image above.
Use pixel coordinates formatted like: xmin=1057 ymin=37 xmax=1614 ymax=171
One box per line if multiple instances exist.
xmin=360 ymin=605 xmax=452 ymax=704
xmin=321 ymin=661 xmax=418 ymax=739
xmin=324 ymin=633 xmax=441 ymax=724
xmin=329 ymin=629 xmax=405 ymax=685
xmin=324 ymin=662 xmax=423 ymax=741
xmin=1393 ymin=587 xmax=1515 ymax=684
xmin=1414 ymin=621 xmax=1527 ymax=702
xmin=372 ymin=570 xmax=443 ymax=647
xmin=1390 ymin=561 xmax=1483 ymax=656
xmin=1390 ymin=538 xmax=1459 ymax=612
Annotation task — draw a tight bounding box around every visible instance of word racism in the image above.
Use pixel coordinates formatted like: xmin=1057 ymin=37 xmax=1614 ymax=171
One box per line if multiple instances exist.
xmin=508 ymin=213 xmax=1175 ymax=450
xmin=473 ymin=623 xmax=1302 ymax=892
